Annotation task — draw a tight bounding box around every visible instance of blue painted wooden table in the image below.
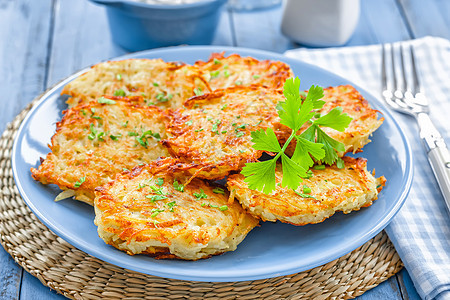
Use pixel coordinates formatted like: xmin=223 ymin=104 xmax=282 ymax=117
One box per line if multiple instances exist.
xmin=1 ymin=0 xmax=448 ymax=299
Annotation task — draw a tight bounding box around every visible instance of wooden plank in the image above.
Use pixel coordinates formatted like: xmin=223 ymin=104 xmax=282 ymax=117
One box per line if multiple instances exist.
xmin=211 ymin=8 xmax=234 ymax=47
xmin=347 ymin=0 xmax=411 ymax=46
xmin=357 ymin=276 xmax=403 ymax=300
xmin=231 ymin=0 xmax=411 ymax=52
xmin=20 ymin=272 xmax=65 ymax=300
xmin=231 ymin=6 xmax=296 ymax=53
xmin=0 ymin=0 xmax=53 ymax=134
xmin=46 ymin=0 xmax=127 ymax=86
xmin=397 ymin=0 xmax=450 ymax=39
xmin=47 ymin=1 xmax=233 ymax=87
xmin=397 ymin=269 xmax=422 ymax=300
xmin=0 ymin=0 xmax=53 ymax=299
xmin=0 ymin=247 xmax=21 ymax=300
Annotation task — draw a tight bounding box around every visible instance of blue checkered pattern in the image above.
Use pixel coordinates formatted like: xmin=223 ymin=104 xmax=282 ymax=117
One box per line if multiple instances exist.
xmin=285 ymin=36 xmax=450 ymax=300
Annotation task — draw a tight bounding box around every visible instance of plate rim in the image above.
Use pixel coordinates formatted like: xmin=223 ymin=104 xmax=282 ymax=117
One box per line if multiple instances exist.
xmin=11 ymin=45 xmax=413 ymax=282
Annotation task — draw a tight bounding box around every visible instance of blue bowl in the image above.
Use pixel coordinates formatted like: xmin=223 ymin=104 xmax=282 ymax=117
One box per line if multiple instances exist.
xmin=90 ymin=0 xmax=227 ymax=51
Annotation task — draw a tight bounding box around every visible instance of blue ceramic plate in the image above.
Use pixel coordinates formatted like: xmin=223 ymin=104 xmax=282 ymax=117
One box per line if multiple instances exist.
xmin=12 ymin=46 xmax=413 ymax=282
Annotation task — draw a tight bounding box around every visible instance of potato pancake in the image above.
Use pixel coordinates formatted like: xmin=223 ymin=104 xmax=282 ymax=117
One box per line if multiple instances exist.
xmin=61 ymin=59 xmax=208 ymax=109
xmin=320 ymin=85 xmax=383 ymax=153
xmin=31 ymin=97 xmax=169 ymax=205
xmin=94 ymin=158 xmax=259 ymax=260
xmin=281 ymin=85 xmax=384 ymax=156
xmin=195 ymin=52 xmax=294 ymax=90
xmin=227 ymin=156 xmax=386 ymax=225
xmin=163 ymin=86 xmax=288 ymax=180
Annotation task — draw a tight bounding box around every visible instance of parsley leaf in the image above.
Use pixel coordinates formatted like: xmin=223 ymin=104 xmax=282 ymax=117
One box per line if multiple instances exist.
xmin=314 ymin=107 xmax=352 ymax=131
xmin=281 ymin=153 xmax=307 ymax=190
xmin=291 ymin=136 xmax=325 ymax=169
xmin=250 ymin=128 xmax=281 ymax=152
xmin=241 ymin=76 xmax=352 ymax=194
xmin=241 ymin=159 xmax=277 ymax=194
xmin=315 ymin=126 xmax=345 ymax=165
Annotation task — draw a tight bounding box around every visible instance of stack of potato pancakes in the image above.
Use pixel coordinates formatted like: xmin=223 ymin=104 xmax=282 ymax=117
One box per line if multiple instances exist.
xmin=31 ymin=53 xmax=385 ymax=260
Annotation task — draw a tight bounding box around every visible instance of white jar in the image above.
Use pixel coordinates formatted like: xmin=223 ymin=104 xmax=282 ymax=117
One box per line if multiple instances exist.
xmin=281 ymin=0 xmax=360 ymax=47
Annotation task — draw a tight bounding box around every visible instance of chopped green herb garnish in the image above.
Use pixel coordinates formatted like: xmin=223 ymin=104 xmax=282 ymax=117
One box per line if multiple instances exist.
xmin=193 ymin=189 xmax=208 ymax=200
xmin=114 ymin=89 xmax=126 ymax=97
xmin=210 ymin=70 xmax=220 ymax=78
xmin=253 ymin=74 xmax=261 ymax=79
xmin=221 ymin=130 xmax=228 ymax=134
xmin=74 ymin=176 xmax=86 ymax=188
xmin=194 ymin=87 xmax=203 ymax=96
xmin=173 ymin=179 xmax=184 ymax=192
xmin=128 ymin=131 xmax=139 ymax=136
xmin=116 ymin=74 xmax=122 ymax=80
xmin=88 ymin=123 xmax=105 ymax=142
xmin=213 ymin=58 xmax=221 ymax=65
xmin=195 ymin=128 xmax=204 ymax=132
xmin=147 ymin=195 xmax=168 ymax=202
xmin=219 ymin=205 xmax=228 ymax=211
xmin=109 ymin=133 xmax=121 ymax=141
xmin=313 ymin=165 xmax=326 ymax=170
xmin=213 ymin=187 xmax=225 ymax=194
xmin=235 ymin=80 xmax=242 ymax=85
xmin=224 ymin=70 xmax=230 ymax=78
xmin=151 ymin=208 xmax=164 ymax=218
xmin=122 ymin=121 xmax=129 ymax=128
xmin=153 ymin=82 xmax=159 ymax=87
xmin=221 ymin=104 xmax=228 ymax=110
xmin=302 ymin=185 xmax=311 ymax=194
xmin=185 ymin=120 xmax=193 ymax=126
xmin=294 ymin=190 xmax=316 ymax=199
xmin=98 ymin=97 xmax=116 ymax=104
xmin=236 ymin=132 xmax=245 ymax=138
xmin=156 ymin=178 xmax=164 ymax=186
xmin=166 ymin=201 xmax=177 ymax=212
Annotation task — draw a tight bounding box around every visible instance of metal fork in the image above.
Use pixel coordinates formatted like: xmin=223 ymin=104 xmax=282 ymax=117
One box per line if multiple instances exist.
xmin=382 ymin=43 xmax=450 ymax=211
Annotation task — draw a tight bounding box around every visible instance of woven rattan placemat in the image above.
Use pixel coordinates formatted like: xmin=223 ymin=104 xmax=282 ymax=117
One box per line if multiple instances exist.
xmin=0 ymin=96 xmax=403 ymax=300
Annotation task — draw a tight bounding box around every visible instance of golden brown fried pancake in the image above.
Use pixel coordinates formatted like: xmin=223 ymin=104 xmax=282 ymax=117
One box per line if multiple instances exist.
xmin=227 ymin=156 xmax=386 ymax=225
xmin=31 ymin=97 xmax=169 ymax=205
xmin=94 ymin=158 xmax=259 ymax=260
xmin=61 ymin=59 xmax=208 ymax=109
xmin=162 ymin=86 xmax=288 ymax=180
xmin=195 ymin=52 xmax=294 ymax=90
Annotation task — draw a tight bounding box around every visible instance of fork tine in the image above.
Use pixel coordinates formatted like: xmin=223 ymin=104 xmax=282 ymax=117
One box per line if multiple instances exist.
xmin=390 ymin=44 xmax=398 ymax=92
xmin=410 ymin=46 xmax=421 ymax=95
xmin=400 ymin=45 xmax=407 ymax=92
xmin=381 ymin=44 xmax=388 ymax=91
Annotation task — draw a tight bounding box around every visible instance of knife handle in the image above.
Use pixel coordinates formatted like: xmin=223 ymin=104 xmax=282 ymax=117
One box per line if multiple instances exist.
xmin=427 ymin=146 xmax=450 ymax=213
xmin=417 ymin=113 xmax=450 ymax=212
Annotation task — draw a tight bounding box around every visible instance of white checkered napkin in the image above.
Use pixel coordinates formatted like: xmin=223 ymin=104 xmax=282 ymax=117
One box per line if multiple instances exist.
xmin=285 ymin=36 xmax=450 ymax=300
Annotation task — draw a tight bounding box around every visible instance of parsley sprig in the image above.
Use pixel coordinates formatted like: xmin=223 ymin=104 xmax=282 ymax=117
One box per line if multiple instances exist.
xmin=241 ymin=77 xmax=352 ymax=194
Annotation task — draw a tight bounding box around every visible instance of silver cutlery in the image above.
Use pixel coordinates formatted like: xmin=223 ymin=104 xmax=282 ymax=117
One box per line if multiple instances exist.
xmin=381 ymin=43 xmax=450 ymax=212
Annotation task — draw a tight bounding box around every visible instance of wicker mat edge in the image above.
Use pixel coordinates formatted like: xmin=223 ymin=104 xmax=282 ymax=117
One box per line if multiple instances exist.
xmin=0 ymin=94 xmax=403 ymax=300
